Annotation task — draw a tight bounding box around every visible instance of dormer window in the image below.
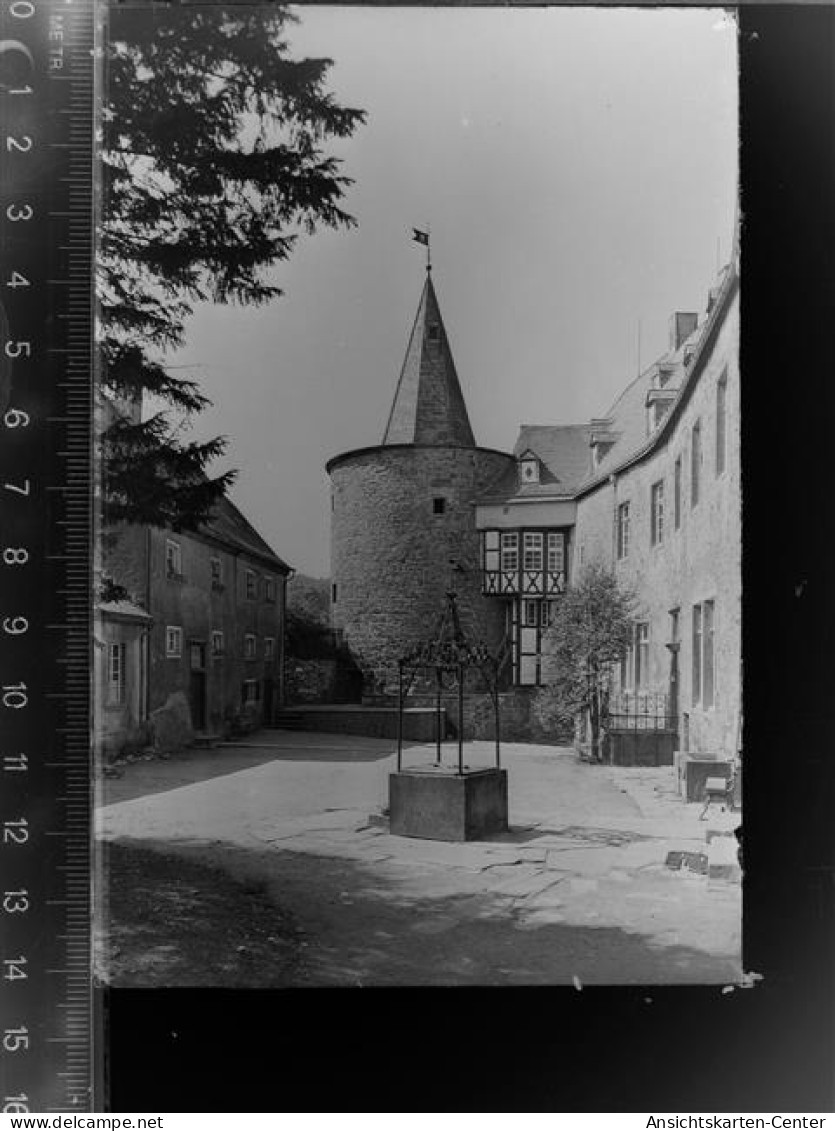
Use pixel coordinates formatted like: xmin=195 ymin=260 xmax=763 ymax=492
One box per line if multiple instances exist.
xmin=518 ymin=452 xmax=540 ymax=485
xmin=657 ymin=363 xmax=675 ymax=388
xmin=427 ymin=324 xmax=440 ymax=342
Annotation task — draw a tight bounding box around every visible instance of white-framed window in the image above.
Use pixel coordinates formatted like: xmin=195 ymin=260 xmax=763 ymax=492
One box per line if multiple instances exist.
xmin=691 ymin=419 xmax=702 ymax=507
xmin=716 ymin=371 xmax=727 ymax=477
xmin=687 ymin=601 xmax=715 ymax=705
xmin=245 ymin=570 xmax=257 ymax=601
xmin=264 ymin=576 xmax=276 ymax=603
xmin=650 ymin=481 xmax=664 ymax=546
xmin=669 ymin=607 xmax=680 ymax=644
xmin=542 ymin=600 xmax=558 ymax=627
xmin=264 ymin=636 xmax=276 ymax=661
xmin=693 ymin=600 xmax=716 ymax=707
xmin=165 ymin=539 xmax=182 ymax=579
xmin=519 ymin=457 xmax=540 ymax=485
xmin=211 ymin=630 xmax=224 ymax=657
xmin=616 ymin=503 xmax=630 ymax=559
xmin=703 ymin=600 xmax=715 ymax=707
xmin=635 ymin=622 xmax=650 ymax=689
xmin=501 ymin=532 xmax=519 ymax=572
xmin=546 ymin=532 xmax=565 ymax=573
xmin=482 ymin=530 xmax=500 ymax=573
xmin=523 ymin=532 xmax=543 ymax=571
xmin=244 ymin=633 xmax=257 ymax=660
xmin=523 ymin=599 xmax=539 ymax=628
xmin=165 ymin=626 xmax=182 ymax=658
xmin=210 ymin=557 xmax=223 ymax=589
xmin=107 ymin=643 xmax=126 ymax=705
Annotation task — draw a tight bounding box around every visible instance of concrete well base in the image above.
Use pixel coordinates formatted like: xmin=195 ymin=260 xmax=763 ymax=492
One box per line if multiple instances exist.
xmin=389 ymin=767 xmax=508 ymax=842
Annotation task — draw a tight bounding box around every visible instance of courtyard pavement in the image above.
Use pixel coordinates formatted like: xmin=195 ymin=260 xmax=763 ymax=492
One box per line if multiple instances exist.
xmin=97 ymin=731 xmax=743 ymax=986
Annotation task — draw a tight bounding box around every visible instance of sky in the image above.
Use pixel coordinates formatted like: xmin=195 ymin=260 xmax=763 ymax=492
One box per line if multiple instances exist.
xmin=168 ymin=6 xmax=738 ymax=578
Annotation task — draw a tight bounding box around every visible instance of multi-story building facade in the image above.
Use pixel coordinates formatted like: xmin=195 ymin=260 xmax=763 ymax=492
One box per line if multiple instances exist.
xmin=472 ymin=258 xmax=739 ymax=760
xmin=327 ymin=248 xmax=739 ymax=763
xmin=97 ymin=494 xmax=291 ymax=755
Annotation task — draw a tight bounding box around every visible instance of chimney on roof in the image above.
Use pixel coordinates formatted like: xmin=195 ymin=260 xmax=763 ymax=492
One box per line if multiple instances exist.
xmin=669 ymin=312 xmax=699 ymax=352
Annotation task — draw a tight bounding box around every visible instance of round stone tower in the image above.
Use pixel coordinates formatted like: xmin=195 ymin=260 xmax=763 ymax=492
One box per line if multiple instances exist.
xmin=327 ymin=270 xmax=515 ymax=697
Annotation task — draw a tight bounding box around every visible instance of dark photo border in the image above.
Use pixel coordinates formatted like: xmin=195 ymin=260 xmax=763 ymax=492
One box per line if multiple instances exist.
xmin=103 ymin=4 xmax=835 ymax=1113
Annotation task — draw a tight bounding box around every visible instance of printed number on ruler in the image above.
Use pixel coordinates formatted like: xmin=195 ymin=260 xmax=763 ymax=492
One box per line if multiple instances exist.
xmin=2 ymin=0 xmax=37 ymax=1113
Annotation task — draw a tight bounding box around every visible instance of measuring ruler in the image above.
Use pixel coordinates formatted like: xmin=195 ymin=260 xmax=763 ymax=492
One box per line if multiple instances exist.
xmin=0 ymin=0 xmax=95 ymax=1113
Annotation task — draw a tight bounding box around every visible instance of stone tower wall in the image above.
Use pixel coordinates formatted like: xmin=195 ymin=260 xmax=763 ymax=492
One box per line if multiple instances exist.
xmin=330 ymin=444 xmax=514 ymax=696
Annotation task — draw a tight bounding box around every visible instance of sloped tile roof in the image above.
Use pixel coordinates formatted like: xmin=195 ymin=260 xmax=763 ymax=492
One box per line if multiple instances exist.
xmin=382 ymin=272 xmax=476 ymax=447
xmin=200 ymin=494 xmax=291 ymax=573
xmin=477 ymin=423 xmax=592 ymax=502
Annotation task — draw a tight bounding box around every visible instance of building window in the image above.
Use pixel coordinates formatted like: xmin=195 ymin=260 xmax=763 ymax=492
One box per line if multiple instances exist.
xmin=331 ymin=582 xmax=337 ymax=604
xmin=703 ymin=600 xmax=715 ymax=707
xmin=244 ymin=633 xmax=257 ymax=661
xmin=428 ymin=323 xmax=440 ymax=342
xmin=482 ymin=530 xmax=500 ymax=573
xmin=242 ymin=679 xmax=260 ymax=705
xmin=165 ymin=626 xmax=182 ymax=659
xmin=432 ymin=497 xmax=446 ymax=515
xmin=546 ymin=532 xmax=565 ymax=573
xmin=692 ymin=600 xmax=716 ymax=707
xmin=501 ymin=532 xmax=519 ymax=572
xmin=523 ymin=599 xmax=539 ymax=628
xmin=674 ymin=457 xmax=682 ymax=530
xmin=620 ymin=636 xmax=634 ymax=689
xmin=165 ymin=539 xmax=182 ymax=579
xmin=523 ymin=532 xmax=543 ymax=571
xmin=691 ymin=420 xmax=702 ymax=507
xmin=107 ymin=643 xmax=125 ymax=705
xmin=264 ymin=576 xmax=276 ymax=603
xmin=265 ymin=636 xmax=275 ymax=661
xmin=616 ymin=502 xmax=630 ymax=560
xmin=519 ymin=457 xmax=540 ymax=485
xmin=650 ymin=481 xmax=664 ymax=546
xmin=692 ymin=605 xmax=703 ymax=704
xmin=635 ymin=622 xmax=650 ymax=689
xmin=669 ymin=607 xmax=680 ymax=644
xmin=542 ymin=600 xmax=557 ymax=627
xmin=245 ymin=570 xmax=257 ymax=601
xmin=211 ymin=631 xmax=224 ymax=657
xmin=716 ymin=371 xmax=727 ymax=476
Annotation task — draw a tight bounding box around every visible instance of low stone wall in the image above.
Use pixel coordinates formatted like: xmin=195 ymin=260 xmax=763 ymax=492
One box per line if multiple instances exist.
xmin=281 ymin=705 xmax=441 ymax=742
xmin=606 ymin=729 xmax=677 ymax=767
xmin=286 ymin=658 xmax=363 ymax=705
xmin=461 ymin=690 xmax=573 ymax=745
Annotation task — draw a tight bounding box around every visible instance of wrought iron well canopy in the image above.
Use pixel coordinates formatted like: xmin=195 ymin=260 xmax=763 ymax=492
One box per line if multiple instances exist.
xmin=396 ymin=564 xmax=501 ymax=774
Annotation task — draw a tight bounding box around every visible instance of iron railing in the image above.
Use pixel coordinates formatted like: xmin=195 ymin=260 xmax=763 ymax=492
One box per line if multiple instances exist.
xmin=606 ymin=689 xmax=677 ymax=732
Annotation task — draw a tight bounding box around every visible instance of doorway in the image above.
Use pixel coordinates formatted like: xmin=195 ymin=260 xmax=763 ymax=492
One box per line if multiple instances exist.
xmin=189 ymin=641 xmax=207 ymax=731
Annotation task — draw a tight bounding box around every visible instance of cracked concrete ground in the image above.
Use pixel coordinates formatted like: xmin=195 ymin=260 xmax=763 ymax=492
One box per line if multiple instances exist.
xmin=97 ymin=732 xmax=742 ymax=985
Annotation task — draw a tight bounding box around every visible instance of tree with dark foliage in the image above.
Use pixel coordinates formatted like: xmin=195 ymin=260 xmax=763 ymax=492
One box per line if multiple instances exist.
xmin=100 ymin=4 xmax=365 ymax=530
xmin=538 ymin=563 xmax=637 ymax=762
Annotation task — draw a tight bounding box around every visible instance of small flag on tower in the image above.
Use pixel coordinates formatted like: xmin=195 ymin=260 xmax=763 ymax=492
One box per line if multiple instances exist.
xmin=412 ymin=228 xmax=429 ymax=246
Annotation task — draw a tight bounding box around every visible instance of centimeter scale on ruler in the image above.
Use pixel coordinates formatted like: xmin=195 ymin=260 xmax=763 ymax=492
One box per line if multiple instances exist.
xmin=0 ymin=0 xmax=94 ymax=1114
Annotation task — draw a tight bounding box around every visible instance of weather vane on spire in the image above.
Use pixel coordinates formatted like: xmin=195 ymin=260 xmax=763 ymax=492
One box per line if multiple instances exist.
xmin=412 ymin=225 xmax=431 ymax=271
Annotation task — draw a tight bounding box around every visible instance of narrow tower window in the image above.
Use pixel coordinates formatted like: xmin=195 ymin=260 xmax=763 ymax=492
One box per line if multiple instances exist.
xmin=432 ymin=497 xmax=446 ymax=515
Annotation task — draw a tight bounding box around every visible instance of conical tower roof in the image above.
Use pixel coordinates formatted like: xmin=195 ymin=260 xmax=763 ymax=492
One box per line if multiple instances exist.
xmin=382 ymin=272 xmax=476 ymax=447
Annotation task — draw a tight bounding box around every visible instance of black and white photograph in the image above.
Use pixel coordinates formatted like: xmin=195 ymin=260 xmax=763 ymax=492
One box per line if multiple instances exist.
xmin=93 ymin=3 xmax=741 ymax=989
